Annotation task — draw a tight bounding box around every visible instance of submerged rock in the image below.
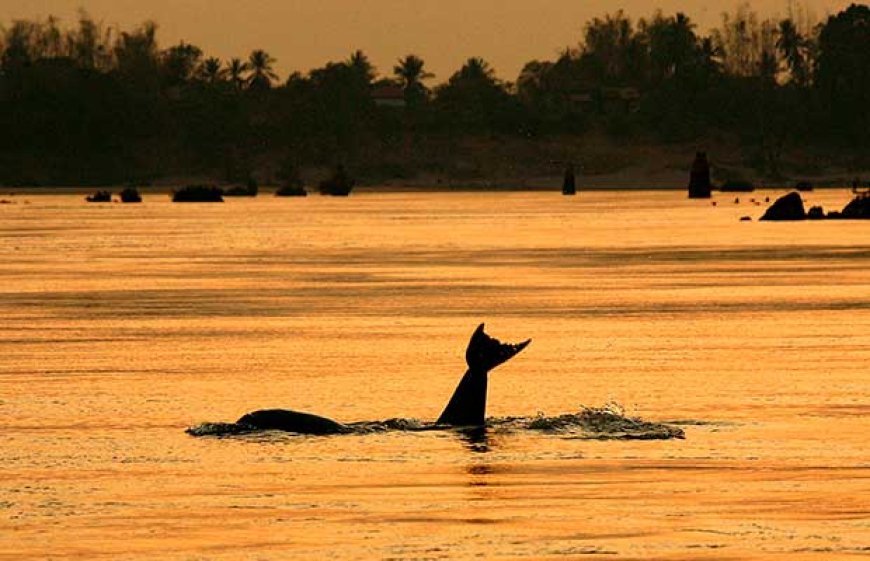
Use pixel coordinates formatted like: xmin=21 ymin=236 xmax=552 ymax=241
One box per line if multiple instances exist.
xmin=275 ymin=184 xmax=308 ymax=197
xmin=118 ymin=187 xmax=142 ymax=203
xmin=85 ymin=190 xmax=112 ymax=203
xmin=840 ymin=192 xmax=870 ymax=219
xmin=756 ymin=191 xmax=870 ymax=221
xmin=807 ymin=206 xmax=825 ymax=219
xmin=276 ymin=161 xmax=306 ymax=196
xmin=172 ymin=185 xmax=224 ymax=202
xmin=224 ymin=177 xmax=258 ymax=197
xmin=760 ymin=192 xmax=805 ymax=221
xmin=319 ymin=165 xmax=354 ymax=196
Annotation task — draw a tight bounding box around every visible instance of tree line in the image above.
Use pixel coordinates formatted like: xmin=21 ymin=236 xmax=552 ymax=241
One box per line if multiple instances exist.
xmin=0 ymin=4 xmax=867 ymax=186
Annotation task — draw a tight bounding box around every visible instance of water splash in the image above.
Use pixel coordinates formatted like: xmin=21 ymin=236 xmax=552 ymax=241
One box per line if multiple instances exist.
xmin=522 ymin=404 xmax=686 ymax=440
xmin=186 ymin=404 xmax=684 ymax=440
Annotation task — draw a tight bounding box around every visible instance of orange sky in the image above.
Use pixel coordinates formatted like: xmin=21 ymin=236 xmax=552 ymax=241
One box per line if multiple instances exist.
xmin=1 ymin=0 xmax=851 ymax=82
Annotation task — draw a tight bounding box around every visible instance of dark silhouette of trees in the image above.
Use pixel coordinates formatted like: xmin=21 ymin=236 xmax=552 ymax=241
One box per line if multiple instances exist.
xmin=1 ymin=5 xmax=868 ymax=186
xmin=434 ymin=57 xmax=519 ymax=132
xmin=713 ymin=4 xmax=766 ymax=78
xmin=246 ymin=49 xmax=278 ymax=90
xmin=815 ymin=3 xmax=870 ymax=144
xmin=579 ymin=11 xmax=648 ymax=86
xmin=67 ymin=11 xmax=113 ymax=71
xmin=162 ymin=42 xmax=203 ymax=87
xmin=776 ymin=19 xmax=809 ymax=86
xmin=346 ymin=49 xmax=376 ymax=84
xmin=113 ymin=21 xmax=160 ymax=90
xmin=226 ymin=57 xmax=249 ymax=90
xmin=393 ymin=54 xmax=434 ymax=106
xmin=642 ymin=12 xmax=700 ymax=85
xmin=199 ymin=57 xmax=225 ymax=84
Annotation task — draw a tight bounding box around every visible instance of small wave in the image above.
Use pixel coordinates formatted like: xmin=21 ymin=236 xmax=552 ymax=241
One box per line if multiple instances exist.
xmin=185 ymin=422 xmax=258 ymax=437
xmin=345 ymin=418 xmax=439 ymax=433
xmin=492 ymin=404 xmax=686 ymax=440
xmin=186 ymin=405 xmax=684 ymax=440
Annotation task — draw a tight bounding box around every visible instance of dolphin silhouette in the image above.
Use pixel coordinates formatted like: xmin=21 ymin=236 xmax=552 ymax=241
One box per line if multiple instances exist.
xmin=227 ymin=324 xmax=530 ymax=434
xmin=437 ymin=323 xmax=531 ymax=426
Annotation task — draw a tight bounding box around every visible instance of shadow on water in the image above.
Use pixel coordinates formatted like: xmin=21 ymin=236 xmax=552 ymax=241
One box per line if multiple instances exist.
xmin=457 ymin=426 xmax=494 ymax=454
xmin=459 ymin=428 xmax=500 ymax=490
xmin=467 ymin=461 xmax=497 ymax=488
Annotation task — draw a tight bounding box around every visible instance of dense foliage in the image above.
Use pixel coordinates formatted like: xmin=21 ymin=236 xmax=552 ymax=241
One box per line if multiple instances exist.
xmin=1 ymin=4 xmax=867 ymax=185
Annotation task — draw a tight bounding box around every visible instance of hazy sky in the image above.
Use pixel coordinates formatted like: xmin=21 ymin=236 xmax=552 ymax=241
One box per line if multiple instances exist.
xmin=1 ymin=0 xmax=850 ymax=82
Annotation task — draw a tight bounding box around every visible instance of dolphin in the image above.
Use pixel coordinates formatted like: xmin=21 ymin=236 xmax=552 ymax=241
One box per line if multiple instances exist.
xmin=436 ymin=323 xmax=530 ymax=426
xmin=236 ymin=408 xmax=350 ymax=434
xmin=223 ymin=324 xmax=530 ymax=435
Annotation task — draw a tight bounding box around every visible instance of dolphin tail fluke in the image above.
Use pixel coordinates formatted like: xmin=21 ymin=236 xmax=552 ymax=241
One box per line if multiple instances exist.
xmin=465 ymin=323 xmax=530 ymax=372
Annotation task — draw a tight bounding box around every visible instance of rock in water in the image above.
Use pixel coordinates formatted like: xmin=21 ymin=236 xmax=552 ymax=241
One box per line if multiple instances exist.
xmin=118 ymin=187 xmax=142 ymax=203
xmin=688 ymin=151 xmax=711 ymax=199
xmin=319 ymin=165 xmax=354 ymax=196
xmin=807 ymin=206 xmax=825 ymax=219
xmin=275 ymin=184 xmax=308 ymax=197
xmin=85 ymin=190 xmax=112 ymax=203
xmin=562 ymin=164 xmax=576 ymax=195
xmin=760 ymin=192 xmax=805 ymax=221
xmin=224 ymin=177 xmax=258 ymax=197
xmin=172 ymin=185 xmax=224 ymax=202
xmin=840 ymin=193 xmax=870 ymax=219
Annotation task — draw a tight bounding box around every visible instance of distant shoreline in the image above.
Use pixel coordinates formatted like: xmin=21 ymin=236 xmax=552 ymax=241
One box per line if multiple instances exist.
xmin=5 ymin=132 xmax=867 ymax=195
xmin=3 ymin=180 xmax=864 ymax=197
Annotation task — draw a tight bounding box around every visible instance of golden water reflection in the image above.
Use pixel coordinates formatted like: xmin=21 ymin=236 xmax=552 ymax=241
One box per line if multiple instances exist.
xmin=0 ymin=190 xmax=868 ymax=559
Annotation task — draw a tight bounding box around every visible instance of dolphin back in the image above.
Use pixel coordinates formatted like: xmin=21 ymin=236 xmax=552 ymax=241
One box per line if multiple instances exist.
xmin=237 ymin=409 xmax=349 ymax=434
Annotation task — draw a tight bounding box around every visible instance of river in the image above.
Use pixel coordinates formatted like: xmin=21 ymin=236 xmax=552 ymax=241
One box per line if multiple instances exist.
xmin=1 ymin=190 xmax=868 ymax=559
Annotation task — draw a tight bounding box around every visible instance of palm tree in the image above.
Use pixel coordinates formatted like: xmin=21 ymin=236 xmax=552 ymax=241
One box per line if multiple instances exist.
xmin=670 ymin=13 xmax=698 ymax=76
xmin=346 ymin=49 xmax=376 ymax=83
xmin=226 ymin=57 xmax=249 ymax=90
xmin=454 ymin=57 xmax=496 ymax=83
xmin=394 ymin=54 xmax=433 ymax=107
xmin=583 ymin=11 xmax=636 ymax=82
xmin=777 ymin=18 xmax=807 ymax=86
xmin=436 ymin=56 xmax=510 ymax=131
xmin=393 ymin=54 xmax=434 ymax=96
xmin=199 ymin=56 xmax=225 ymax=84
xmin=246 ymin=49 xmax=278 ymax=90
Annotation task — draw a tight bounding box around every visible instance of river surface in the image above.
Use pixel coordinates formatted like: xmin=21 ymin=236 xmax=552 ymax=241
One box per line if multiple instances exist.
xmin=1 ymin=190 xmax=868 ymax=560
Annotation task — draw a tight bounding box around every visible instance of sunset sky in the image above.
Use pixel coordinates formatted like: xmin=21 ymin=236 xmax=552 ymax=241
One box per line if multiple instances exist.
xmin=2 ymin=0 xmax=851 ymax=82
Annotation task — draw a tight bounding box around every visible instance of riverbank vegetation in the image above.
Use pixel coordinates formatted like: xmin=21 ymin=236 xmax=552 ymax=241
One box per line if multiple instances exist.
xmin=1 ymin=4 xmax=867 ymax=186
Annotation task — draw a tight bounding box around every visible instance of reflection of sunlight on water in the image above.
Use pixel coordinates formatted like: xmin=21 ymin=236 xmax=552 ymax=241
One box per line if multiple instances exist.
xmin=0 ymin=191 xmax=868 ymax=559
